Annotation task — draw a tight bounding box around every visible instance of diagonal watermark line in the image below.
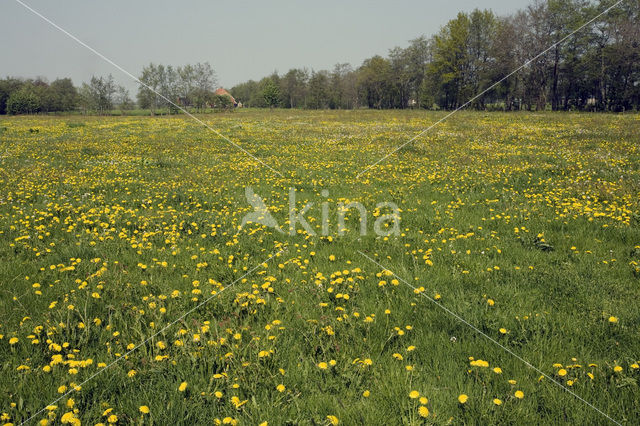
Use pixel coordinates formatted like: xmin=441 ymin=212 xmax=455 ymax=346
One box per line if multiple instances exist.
xmin=355 ymin=0 xmax=625 ymax=179
xmin=357 ymin=250 xmax=621 ymax=425
xmin=18 ymin=247 xmax=286 ymax=426
xmin=13 ymin=0 xmax=284 ymax=178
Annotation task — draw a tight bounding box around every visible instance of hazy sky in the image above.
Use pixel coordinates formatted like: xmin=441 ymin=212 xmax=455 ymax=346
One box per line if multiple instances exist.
xmin=1 ymin=0 xmax=532 ymax=93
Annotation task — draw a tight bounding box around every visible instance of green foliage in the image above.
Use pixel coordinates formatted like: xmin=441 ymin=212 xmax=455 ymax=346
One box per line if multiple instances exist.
xmin=2 ymin=78 xmax=78 ymax=115
xmin=261 ymin=79 xmax=281 ymax=108
xmin=78 ymin=75 xmax=117 ymax=114
xmin=6 ymin=84 xmax=41 ymax=114
xmin=212 ymin=94 xmax=233 ymax=110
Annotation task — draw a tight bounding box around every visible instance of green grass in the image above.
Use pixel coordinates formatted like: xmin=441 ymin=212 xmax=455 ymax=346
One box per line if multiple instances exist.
xmin=0 ymin=109 xmax=639 ymax=425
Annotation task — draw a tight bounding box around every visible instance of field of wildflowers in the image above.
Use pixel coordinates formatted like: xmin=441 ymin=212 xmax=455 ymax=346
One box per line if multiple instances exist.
xmin=0 ymin=109 xmax=639 ymax=425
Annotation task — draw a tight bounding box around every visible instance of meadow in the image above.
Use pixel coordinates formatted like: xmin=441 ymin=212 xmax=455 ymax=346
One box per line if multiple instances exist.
xmin=0 ymin=109 xmax=639 ymax=425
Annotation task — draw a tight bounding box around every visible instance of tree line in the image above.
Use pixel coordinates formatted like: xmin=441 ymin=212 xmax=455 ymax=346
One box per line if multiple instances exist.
xmin=0 ymin=61 xmax=227 ymax=115
xmin=231 ymin=0 xmax=639 ymax=111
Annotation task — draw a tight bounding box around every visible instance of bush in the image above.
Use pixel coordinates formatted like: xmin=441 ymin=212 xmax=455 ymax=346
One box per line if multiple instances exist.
xmin=213 ymin=94 xmax=233 ymax=110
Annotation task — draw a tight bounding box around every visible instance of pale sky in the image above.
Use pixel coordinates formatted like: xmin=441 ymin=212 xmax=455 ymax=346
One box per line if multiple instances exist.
xmin=1 ymin=0 xmax=531 ymax=93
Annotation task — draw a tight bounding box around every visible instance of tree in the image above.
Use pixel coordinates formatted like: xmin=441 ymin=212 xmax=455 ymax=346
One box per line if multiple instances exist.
xmin=262 ymin=79 xmax=280 ymax=108
xmin=428 ymin=12 xmax=472 ymax=109
xmin=357 ymin=55 xmax=392 ymax=109
xmin=79 ymin=75 xmax=116 ymax=114
xmin=230 ymin=80 xmax=260 ymax=107
xmin=49 ymin=78 xmax=78 ymax=111
xmin=6 ymin=83 xmax=41 ymax=114
xmin=213 ymin=94 xmax=233 ymax=110
xmin=467 ymin=9 xmax=497 ymax=108
xmin=307 ymin=70 xmax=330 ymax=109
xmin=137 ymin=63 xmax=164 ymax=114
xmin=193 ymin=62 xmax=217 ymax=94
xmin=281 ymin=68 xmax=309 ymax=108
xmin=0 ymin=78 xmax=24 ymax=114
xmin=490 ymin=15 xmax=526 ymax=110
xmin=405 ymin=37 xmax=432 ymax=108
xmin=116 ymin=85 xmax=134 ymax=112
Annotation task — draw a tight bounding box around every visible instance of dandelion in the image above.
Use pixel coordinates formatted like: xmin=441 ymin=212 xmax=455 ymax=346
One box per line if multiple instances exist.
xmin=60 ymin=412 xmax=76 ymax=424
xmin=178 ymin=381 xmax=188 ymax=392
xmin=418 ymin=406 xmax=429 ymax=417
xmin=409 ymin=390 xmax=420 ymax=399
xmin=363 ymin=390 xmax=370 ymax=397
xmin=608 ymin=316 xmax=618 ymax=323
xmin=458 ymin=394 xmax=468 ymax=404
xmin=276 ymin=384 xmax=285 ymax=392
xmin=139 ymin=406 xmax=150 ymax=414
xmin=327 ymin=415 xmax=339 ymax=425
xmin=514 ymin=390 xmax=524 ymax=399
xmin=493 ymin=398 xmax=503 ymax=406
xmin=318 ymin=362 xmax=328 ymax=369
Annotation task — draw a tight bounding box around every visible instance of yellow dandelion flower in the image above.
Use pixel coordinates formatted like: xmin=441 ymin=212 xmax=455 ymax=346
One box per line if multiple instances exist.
xmin=418 ymin=406 xmax=429 ymax=417
xmin=327 ymin=415 xmax=339 ymax=425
